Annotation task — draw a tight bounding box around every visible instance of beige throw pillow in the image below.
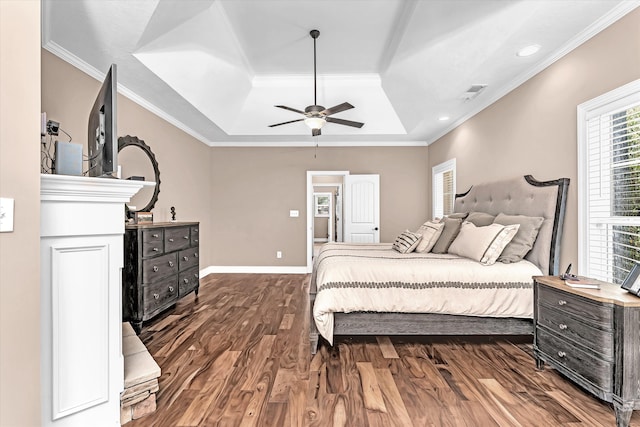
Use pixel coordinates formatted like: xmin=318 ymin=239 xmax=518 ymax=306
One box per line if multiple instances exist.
xmin=431 ymin=217 xmax=464 ymax=254
xmin=415 ymin=221 xmax=444 ymax=253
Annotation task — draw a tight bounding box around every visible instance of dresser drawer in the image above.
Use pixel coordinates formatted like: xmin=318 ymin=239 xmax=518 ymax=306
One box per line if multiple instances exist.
xmin=178 ymin=247 xmax=199 ymax=271
xmin=537 ymin=304 xmax=614 ymax=360
xmin=538 ymin=285 xmax=613 ymax=329
xmin=165 ymin=226 xmax=190 ymax=252
xmin=141 ymin=228 xmax=164 ymax=257
xmin=537 ymin=327 xmax=613 ymax=392
xmin=142 ymin=252 xmax=178 ymax=282
xmin=190 ymin=225 xmax=200 ymax=246
xmin=143 ymin=276 xmax=178 ymax=316
xmin=179 ymin=267 xmax=199 ymax=296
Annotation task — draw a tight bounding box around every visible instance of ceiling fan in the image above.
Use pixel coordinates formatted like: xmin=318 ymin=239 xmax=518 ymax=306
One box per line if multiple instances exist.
xmin=268 ymin=29 xmax=364 ymax=137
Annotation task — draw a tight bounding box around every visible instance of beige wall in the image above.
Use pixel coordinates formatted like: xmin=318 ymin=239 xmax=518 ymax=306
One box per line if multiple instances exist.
xmin=428 ymin=8 xmax=640 ymax=273
xmin=41 ymin=51 xmax=214 ymax=265
xmin=0 ymin=1 xmax=42 ymax=425
xmin=210 ymin=146 xmax=429 ymax=266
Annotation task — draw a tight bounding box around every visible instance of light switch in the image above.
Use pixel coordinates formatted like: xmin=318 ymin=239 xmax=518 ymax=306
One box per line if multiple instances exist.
xmin=289 ymin=210 xmax=299 ymax=217
xmin=0 ymin=198 xmax=14 ymax=232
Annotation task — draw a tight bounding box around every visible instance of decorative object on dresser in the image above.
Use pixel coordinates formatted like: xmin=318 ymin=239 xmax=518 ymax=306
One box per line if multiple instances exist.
xmin=118 ymin=135 xmax=161 ymax=220
xmin=533 ymin=275 xmax=640 ymax=427
xmin=123 ymin=222 xmax=200 ymax=334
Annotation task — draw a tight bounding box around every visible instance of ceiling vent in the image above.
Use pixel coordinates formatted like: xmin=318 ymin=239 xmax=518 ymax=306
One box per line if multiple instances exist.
xmin=461 ymin=84 xmax=487 ymax=101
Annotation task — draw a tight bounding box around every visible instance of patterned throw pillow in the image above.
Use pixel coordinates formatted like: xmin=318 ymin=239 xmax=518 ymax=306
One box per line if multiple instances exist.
xmin=480 ymin=224 xmax=520 ymax=265
xmin=415 ymin=221 xmax=444 ymax=253
xmin=392 ymin=230 xmax=422 ymax=253
xmin=448 ymin=221 xmax=520 ymax=265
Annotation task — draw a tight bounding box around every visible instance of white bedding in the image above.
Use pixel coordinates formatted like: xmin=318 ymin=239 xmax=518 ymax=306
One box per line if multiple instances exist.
xmin=312 ymin=243 xmax=542 ymax=344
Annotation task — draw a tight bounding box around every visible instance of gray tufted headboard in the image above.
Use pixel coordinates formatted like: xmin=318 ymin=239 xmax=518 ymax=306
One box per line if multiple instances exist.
xmin=453 ymin=175 xmax=569 ymax=275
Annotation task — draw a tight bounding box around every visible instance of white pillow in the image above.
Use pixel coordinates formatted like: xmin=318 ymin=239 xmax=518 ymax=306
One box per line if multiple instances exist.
xmin=392 ymin=230 xmax=422 ymax=254
xmin=414 ymin=221 xmax=444 ymax=253
xmin=448 ymin=221 xmax=520 ymax=265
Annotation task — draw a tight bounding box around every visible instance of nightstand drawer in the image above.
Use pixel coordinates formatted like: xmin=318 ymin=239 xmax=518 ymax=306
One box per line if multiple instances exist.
xmin=143 ymin=276 xmax=178 ymax=316
xmin=165 ymin=226 xmax=190 ymax=252
xmin=142 ymin=252 xmax=178 ymax=282
xmin=537 ymin=305 xmax=613 ymax=360
xmin=537 ymin=327 xmax=613 ymax=392
xmin=538 ymin=286 xmax=613 ymax=329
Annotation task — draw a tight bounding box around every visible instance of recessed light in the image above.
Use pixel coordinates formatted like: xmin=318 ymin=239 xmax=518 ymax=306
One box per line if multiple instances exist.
xmin=516 ymin=44 xmax=541 ymax=57
xmin=438 ymin=116 xmax=450 ymax=121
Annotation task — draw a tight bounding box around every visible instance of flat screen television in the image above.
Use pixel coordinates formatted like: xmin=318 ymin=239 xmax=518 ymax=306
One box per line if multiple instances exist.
xmin=87 ymin=64 xmax=117 ymax=177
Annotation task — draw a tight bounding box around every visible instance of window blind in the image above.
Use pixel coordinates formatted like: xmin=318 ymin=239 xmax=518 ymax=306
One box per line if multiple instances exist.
xmin=432 ymin=159 xmax=456 ymax=219
xmin=585 ymin=104 xmax=640 ymax=283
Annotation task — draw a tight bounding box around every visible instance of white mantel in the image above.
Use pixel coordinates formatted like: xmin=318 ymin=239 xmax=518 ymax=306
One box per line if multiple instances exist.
xmin=40 ymin=174 xmax=148 ymax=426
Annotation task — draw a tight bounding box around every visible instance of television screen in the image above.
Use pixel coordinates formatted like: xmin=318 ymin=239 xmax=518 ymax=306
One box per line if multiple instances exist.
xmin=87 ymin=64 xmax=117 ymax=177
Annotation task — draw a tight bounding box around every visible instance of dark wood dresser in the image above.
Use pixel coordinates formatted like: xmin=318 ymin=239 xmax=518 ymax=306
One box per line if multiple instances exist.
xmin=533 ymin=275 xmax=640 ymax=427
xmin=123 ymin=221 xmax=200 ymax=333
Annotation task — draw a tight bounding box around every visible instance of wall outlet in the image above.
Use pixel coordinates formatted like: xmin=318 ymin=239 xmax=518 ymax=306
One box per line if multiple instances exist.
xmin=276 ymin=251 xmax=282 ymax=259
xmin=0 ymin=198 xmax=15 ymax=232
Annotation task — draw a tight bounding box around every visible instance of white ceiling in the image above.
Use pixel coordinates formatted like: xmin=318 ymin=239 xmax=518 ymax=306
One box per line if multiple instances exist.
xmin=41 ymin=0 xmax=639 ymax=146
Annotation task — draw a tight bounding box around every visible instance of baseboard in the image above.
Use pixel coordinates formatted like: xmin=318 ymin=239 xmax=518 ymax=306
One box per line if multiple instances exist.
xmin=200 ymin=265 xmax=310 ymax=276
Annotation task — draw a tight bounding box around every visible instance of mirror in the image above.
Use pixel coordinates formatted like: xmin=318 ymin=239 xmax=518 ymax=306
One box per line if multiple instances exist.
xmin=118 ymin=135 xmax=161 ymax=213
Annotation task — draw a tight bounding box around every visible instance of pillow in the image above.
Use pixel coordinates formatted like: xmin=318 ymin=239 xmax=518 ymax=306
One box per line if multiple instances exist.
xmin=415 ymin=221 xmax=444 ymax=253
xmin=446 ymin=212 xmax=469 ymax=220
xmin=448 ymin=222 xmax=519 ymax=265
xmin=466 ymin=211 xmax=496 ymax=227
xmin=431 ymin=217 xmax=463 ymax=254
xmin=493 ymin=213 xmax=545 ymax=263
xmin=392 ymin=230 xmax=422 ymax=253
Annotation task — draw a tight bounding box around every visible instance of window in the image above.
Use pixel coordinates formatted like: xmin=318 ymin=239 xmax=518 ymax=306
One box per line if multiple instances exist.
xmin=578 ymin=80 xmax=640 ymax=284
xmin=432 ymin=159 xmax=456 ymax=219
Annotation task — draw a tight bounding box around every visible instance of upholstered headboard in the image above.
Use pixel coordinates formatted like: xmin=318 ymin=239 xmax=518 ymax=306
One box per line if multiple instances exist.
xmin=453 ymin=175 xmax=569 ymax=275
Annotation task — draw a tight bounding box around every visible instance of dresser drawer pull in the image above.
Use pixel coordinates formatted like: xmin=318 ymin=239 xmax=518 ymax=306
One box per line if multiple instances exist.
xmin=193 ymin=274 xmax=198 ymax=280
xmin=195 ymin=253 xmax=199 ymax=258
xmin=183 ymin=256 xmax=189 ymax=261
xmin=558 ymin=324 xmax=568 ymax=330
xmin=184 ymin=236 xmax=189 ymax=240
xmin=194 ymin=228 xmax=199 ymax=232
xmin=152 ymin=233 xmax=159 ymax=238
xmin=153 ymin=266 xmax=158 ymax=272
xmin=183 ymin=278 xmax=189 ymax=284
xmin=168 ymin=238 xmax=174 ymax=242
xmin=558 ymin=300 xmax=567 ymax=306
xmin=557 ymin=351 xmax=566 ymax=358
xmin=194 ymin=239 xmax=199 ymax=243
xmin=168 ymin=261 xmax=174 ymax=267
xmin=153 ymin=293 xmax=159 ymax=300
xmin=168 ymin=286 xmax=174 ymax=293
xmin=153 ymin=247 xmax=159 ymax=252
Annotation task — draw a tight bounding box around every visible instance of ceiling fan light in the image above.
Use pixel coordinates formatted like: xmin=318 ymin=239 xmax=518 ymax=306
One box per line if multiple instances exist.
xmin=304 ymin=117 xmax=326 ymax=130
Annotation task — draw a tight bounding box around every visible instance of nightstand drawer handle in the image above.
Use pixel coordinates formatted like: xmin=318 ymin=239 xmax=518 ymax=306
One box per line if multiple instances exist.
xmin=152 ymin=233 xmax=159 ymax=238
xmin=153 ymin=293 xmax=159 ymax=299
xmin=153 ymin=266 xmax=158 ymax=272
xmin=153 ymin=247 xmax=159 ymax=252
xmin=558 ymin=300 xmax=567 ymax=306
xmin=183 ymin=278 xmax=189 ymax=284
xmin=168 ymin=238 xmax=174 ymax=242
xmin=183 ymin=256 xmax=189 ymax=261
xmin=195 ymin=253 xmax=198 ymax=258
xmin=558 ymin=324 xmax=568 ymax=330
xmin=168 ymin=286 xmax=174 ymax=293
xmin=168 ymin=261 xmax=174 ymax=267
xmin=557 ymin=351 xmax=566 ymax=358
xmin=184 ymin=236 xmax=189 ymax=240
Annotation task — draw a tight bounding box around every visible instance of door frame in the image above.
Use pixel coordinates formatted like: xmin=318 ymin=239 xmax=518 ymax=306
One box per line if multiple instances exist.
xmin=306 ymin=171 xmax=349 ymax=272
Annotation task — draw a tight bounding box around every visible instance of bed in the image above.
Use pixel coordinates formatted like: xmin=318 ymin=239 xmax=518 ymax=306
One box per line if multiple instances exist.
xmin=309 ymin=175 xmax=569 ymax=353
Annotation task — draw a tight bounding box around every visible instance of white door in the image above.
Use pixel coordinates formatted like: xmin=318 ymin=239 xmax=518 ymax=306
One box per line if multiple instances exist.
xmin=344 ymin=174 xmax=380 ymax=243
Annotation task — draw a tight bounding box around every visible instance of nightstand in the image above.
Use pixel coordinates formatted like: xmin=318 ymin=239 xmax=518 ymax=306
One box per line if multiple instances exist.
xmin=533 ymin=275 xmax=640 ymax=427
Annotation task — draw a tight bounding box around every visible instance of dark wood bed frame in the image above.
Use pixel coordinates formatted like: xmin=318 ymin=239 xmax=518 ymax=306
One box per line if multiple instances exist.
xmin=309 ymin=175 xmax=570 ymax=353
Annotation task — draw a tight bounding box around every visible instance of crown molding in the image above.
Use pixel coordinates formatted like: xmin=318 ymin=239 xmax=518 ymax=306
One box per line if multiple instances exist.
xmin=208 ymin=140 xmax=427 ymax=147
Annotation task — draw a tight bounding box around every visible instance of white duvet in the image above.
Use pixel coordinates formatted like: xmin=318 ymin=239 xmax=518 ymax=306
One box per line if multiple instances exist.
xmin=312 ymin=243 xmax=542 ymax=344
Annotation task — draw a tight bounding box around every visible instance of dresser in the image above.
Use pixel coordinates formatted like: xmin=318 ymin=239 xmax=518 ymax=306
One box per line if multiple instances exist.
xmin=123 ymin=222 xmax=200 ymax=333
xmin=534 ymin=276 xmax=640 ymax=427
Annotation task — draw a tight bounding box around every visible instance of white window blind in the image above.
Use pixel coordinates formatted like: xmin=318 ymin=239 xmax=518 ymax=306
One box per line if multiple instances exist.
xmin=579 ymin=81 xmax=640 ymax=284
xmin=432 ymin=159 xmax=456 ymax=219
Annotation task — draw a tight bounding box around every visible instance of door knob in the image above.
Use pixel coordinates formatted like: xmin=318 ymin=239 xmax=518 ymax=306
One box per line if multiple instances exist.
xmin=374 ymin=227 xmax=379 ymax=231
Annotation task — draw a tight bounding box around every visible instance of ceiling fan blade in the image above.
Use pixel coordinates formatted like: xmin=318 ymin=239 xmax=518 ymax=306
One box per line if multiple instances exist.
xmin=275 ymin=105 xmax=306 ymax=115
xmin=312 ymin=128 xmax=321 ymax=137
xmin=321 ymin=102 xmax=354 ymax=116
xmin=269 ymin=118 xmax=304 ymax=127
xmin=325 ymin=117 xmax=364 ymax=128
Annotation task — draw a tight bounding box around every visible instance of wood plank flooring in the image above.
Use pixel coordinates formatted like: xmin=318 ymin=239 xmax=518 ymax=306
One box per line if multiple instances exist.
xmin=128 ymin=273 xmax=640 ymax=427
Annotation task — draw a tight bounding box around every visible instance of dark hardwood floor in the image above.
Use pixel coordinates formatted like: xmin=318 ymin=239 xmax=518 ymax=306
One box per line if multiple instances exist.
xmin=128 ymin=273 xmax=640 ymax=427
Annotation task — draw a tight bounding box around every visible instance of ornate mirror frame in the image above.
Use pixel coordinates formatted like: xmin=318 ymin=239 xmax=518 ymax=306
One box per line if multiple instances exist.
xmin=118 ymin=135 xmax=161 ymax=213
